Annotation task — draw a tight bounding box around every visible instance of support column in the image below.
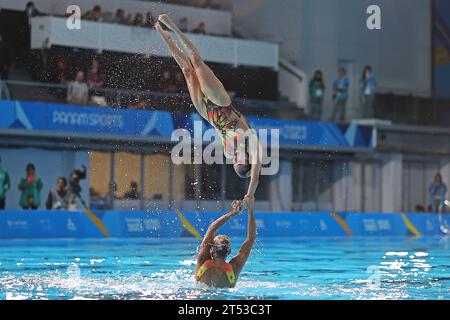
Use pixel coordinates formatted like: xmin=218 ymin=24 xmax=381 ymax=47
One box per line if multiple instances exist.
xmin=269 ymin=160 xmax=293 ymax=211
xmin=381 ymin=153 xmax=403 ymax=213
xmin=333 ymin=161 xmax=356 ymax=212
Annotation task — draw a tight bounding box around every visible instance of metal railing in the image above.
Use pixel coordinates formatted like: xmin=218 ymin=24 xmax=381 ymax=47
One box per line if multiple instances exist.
xmin=0 ymin=79 xmax=299 ymax=115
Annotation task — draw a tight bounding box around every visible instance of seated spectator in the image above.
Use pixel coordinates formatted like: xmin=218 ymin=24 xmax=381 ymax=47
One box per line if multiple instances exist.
xmin=144 ymin=12 xmax=156 ymax=27
xmin=129 ymin=96 xmax=146 ymax=110
xmin=18 ymin=163 xmax=43 ymax=210
xmin=67 ymin=70 xmax=89 ymax=105
xmin=123 ymin=181 xmax=140 ymax=200
xmin=359 ymin=65 xmax=377 ymax=119
xmin=175 ymin=71 xmax=186 ymax=94
xmin=124 ymin=14 xmax=134 ymax=25
xmin=82 ymin=5 xmax=102 ymax=21
xmin=161 ymin=70 xmax=177 ymax=93
xmin=179 ymin=17 xmax=188 ymax=32
xmin=192 ymin=22 xmax=206 ymax=34
xmin=111 ymin=9 xmax=126 ymax=24
xmin=25 ymin=1 xmax=43 ymax=25
xmin=429 ymin=173 xmax=447 ymax=212
xmin=87 ymin=58 xmax=104 ymax=89
xmin=45 ymin=177 xmax=68 ymax=210
xmin=52 ymin=57 xmax=68 ymax=84
xmin=0 ymin=156 xmax=11 ymax=210
xmin=0 ymin=34 xmax=10 ymax=80
xmin=133 ymin=13 xmax=145 ymax=27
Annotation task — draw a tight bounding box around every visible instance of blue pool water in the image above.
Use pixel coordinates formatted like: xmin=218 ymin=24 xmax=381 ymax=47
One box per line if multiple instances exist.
xmin=0 ymin=237 xmax=449 ymax=300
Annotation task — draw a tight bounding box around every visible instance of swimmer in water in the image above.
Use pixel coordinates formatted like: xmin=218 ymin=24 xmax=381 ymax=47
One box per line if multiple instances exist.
xmin=155 ymin=14 xmax=261 ymax=206
xmin=195 ymin=199 xmax=256 ymax=288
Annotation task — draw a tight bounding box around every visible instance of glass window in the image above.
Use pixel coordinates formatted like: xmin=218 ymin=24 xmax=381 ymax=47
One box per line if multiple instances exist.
xmin=144 ymin=154 xmax=170 ymax=200
xmin=89 ymin=151 xmax=111 ymax=198
xmin=114 ymin=152 xmax=141 ymax=199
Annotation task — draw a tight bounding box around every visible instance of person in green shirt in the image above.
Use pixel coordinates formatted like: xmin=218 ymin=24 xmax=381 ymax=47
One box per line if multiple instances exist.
xmin=18 ymin=163 xmax=43 ymax=210
xmin=0 ymin=156 xmax=11 ymax=210
xmin=309 ymin=70 xmax=325 ymax=121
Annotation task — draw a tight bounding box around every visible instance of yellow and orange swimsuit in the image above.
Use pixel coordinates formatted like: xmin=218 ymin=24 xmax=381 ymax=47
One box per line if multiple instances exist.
xmin=196 ymin=259 xmax=236 ymax=286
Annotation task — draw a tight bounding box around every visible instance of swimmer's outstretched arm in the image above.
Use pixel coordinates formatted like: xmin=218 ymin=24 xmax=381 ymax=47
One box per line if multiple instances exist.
xmin=196 ymin=206 xmax=241 ymax=267
xmin=230 ymin=199 xmax=256 ymax=276
xmin=245 ymin=137 xmax=263 ymax=203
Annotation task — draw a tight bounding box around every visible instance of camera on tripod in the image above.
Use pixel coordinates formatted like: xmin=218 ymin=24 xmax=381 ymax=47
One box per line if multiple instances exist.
xmin=67 ymin=166 xmax=87 ymax=210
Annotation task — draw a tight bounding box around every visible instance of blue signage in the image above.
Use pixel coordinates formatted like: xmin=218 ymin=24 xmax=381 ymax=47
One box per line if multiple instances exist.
xmin=0 ymin=100 xmax=373 ymax=149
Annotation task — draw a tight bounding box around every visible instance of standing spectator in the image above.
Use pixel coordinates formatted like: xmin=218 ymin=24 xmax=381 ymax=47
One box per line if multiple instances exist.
xmin=52 ymin=57 xmax=68 ymax=84
xmin=82 ymin=5 xmax=102 ymax=21
xmin=331 ymin=67 xmax=349 ymax=123
xmin=111 ymin=9 xmax=126 ymax=24
xmin=144 ymin=12 xmax=156 ymax=27
xmin=0 ymin=157 xmax=11 ymax=210
xmin=429 ymin=173 xmax=447 ymax=212
xmin=175 ymin=71 xmax=186 ymax=94
xmin=192 ymin=22 xmax=206 ymax=34
xmin=18 ymin=163 xmax=43 ymax=210
xmin=45 ymin=177 xmax=68 ymax=210
xmin=359 ymin=65 xmax=377 ymax=119
xmin=87 ymin=58 xmax=104 ymax=89
xmin=133 ymin=13 xmax=145 ymax=27
xmin=67 ymin=70 xmax=89 ymax=105
xmin=309 ymin=70 xmax=325 ymax=121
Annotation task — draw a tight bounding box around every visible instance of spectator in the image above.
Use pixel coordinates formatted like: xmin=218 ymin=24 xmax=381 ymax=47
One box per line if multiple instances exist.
xmin=111 ymin=9 xmax=126 ymax=24
xmin=52 ymin=57 xmax=68 ymax=84
xmin=133 ymin=13 xmax=145 ymax=27
xmin=82 ymin=5 xmax=102 ymax=22
xmin=179 ymin=17 xmax=188 ymax=32
xmin=161 ymin=70 xmax=177 ymax=93
xmin=123 ymin=181 xmax=140 ymax=199
xmin=45 ymin=177 xmax=68 ymax=210
xmin=331 ymin=67 xmax=349 ymax=123
xmin=144 ymin=12 xmax=156 ymax=27
xmin=192 ymin=22 xmax=206 ymax=34
xmin=0 ymin=34 xmax=10 ymax=80
xmin=129 ymin=96 xmax=146 ymax=110
xmin=309 ymin=70 xmax=325 ymax=121
xmin=67 ymin=70 xmax=89 ymax=105
xmin=0 ymin=157 xmax=11 ymax=210
xmin=429 ymin=173 xmax=447 ymax=212
xmin=87 ymin=58 xmax=104 ymax=89
xmin=175 ymin=71 xmax=186 ymax=94
xmin=124 ymin=14 xmax=134 ymax=25
xmin=18 ymin=163 xmax=43 ymax=210
xmin=25 ymin=1 xmax=42 ymax=25
xmin=359 ymin=65 xmax=377 ymax=119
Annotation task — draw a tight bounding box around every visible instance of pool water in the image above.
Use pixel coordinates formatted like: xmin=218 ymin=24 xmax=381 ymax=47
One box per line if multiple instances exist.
xmin=0 ymin=237 xmax=449 ymax=300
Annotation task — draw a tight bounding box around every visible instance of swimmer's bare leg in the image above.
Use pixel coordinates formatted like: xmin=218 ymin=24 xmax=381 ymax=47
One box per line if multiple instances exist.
xmin=155 ymin=22 xmax=207 ymax=119
xmin=158 ymin=14 xmax=232 ymax=107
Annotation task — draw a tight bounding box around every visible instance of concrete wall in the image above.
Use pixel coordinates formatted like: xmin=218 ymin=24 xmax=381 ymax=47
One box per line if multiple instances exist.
xmin=227 ymin=0 xmax=432 ymax=117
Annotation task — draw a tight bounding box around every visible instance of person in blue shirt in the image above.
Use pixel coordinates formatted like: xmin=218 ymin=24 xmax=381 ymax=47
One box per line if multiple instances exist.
xmin=331 ymin=68 xmax=349 ymax=123
xmin=429 ymin=173 xmax=447 ymax=212
xmin=359 ymin=65 xmax=377 ymax=119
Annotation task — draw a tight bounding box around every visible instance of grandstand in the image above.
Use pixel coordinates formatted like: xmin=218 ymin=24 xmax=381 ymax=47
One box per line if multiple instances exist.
xmin=0 ymin=0 xmax=449 ymax=215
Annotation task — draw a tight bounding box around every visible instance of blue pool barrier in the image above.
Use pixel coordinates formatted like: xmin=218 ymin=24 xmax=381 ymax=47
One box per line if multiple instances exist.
xmin=0 ymin=210 xmax=448 ymax=239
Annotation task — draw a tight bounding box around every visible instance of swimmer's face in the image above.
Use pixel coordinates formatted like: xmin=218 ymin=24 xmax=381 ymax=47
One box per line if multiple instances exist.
xmin=233 ymin=151 xmax=251 ymax=179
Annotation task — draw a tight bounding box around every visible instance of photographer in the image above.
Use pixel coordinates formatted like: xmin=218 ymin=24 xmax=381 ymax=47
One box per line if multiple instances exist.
xmin=45 ymin=177 xmax=68 ymax=210
xmin=67 ymin=166 xmax=87 ymax=211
